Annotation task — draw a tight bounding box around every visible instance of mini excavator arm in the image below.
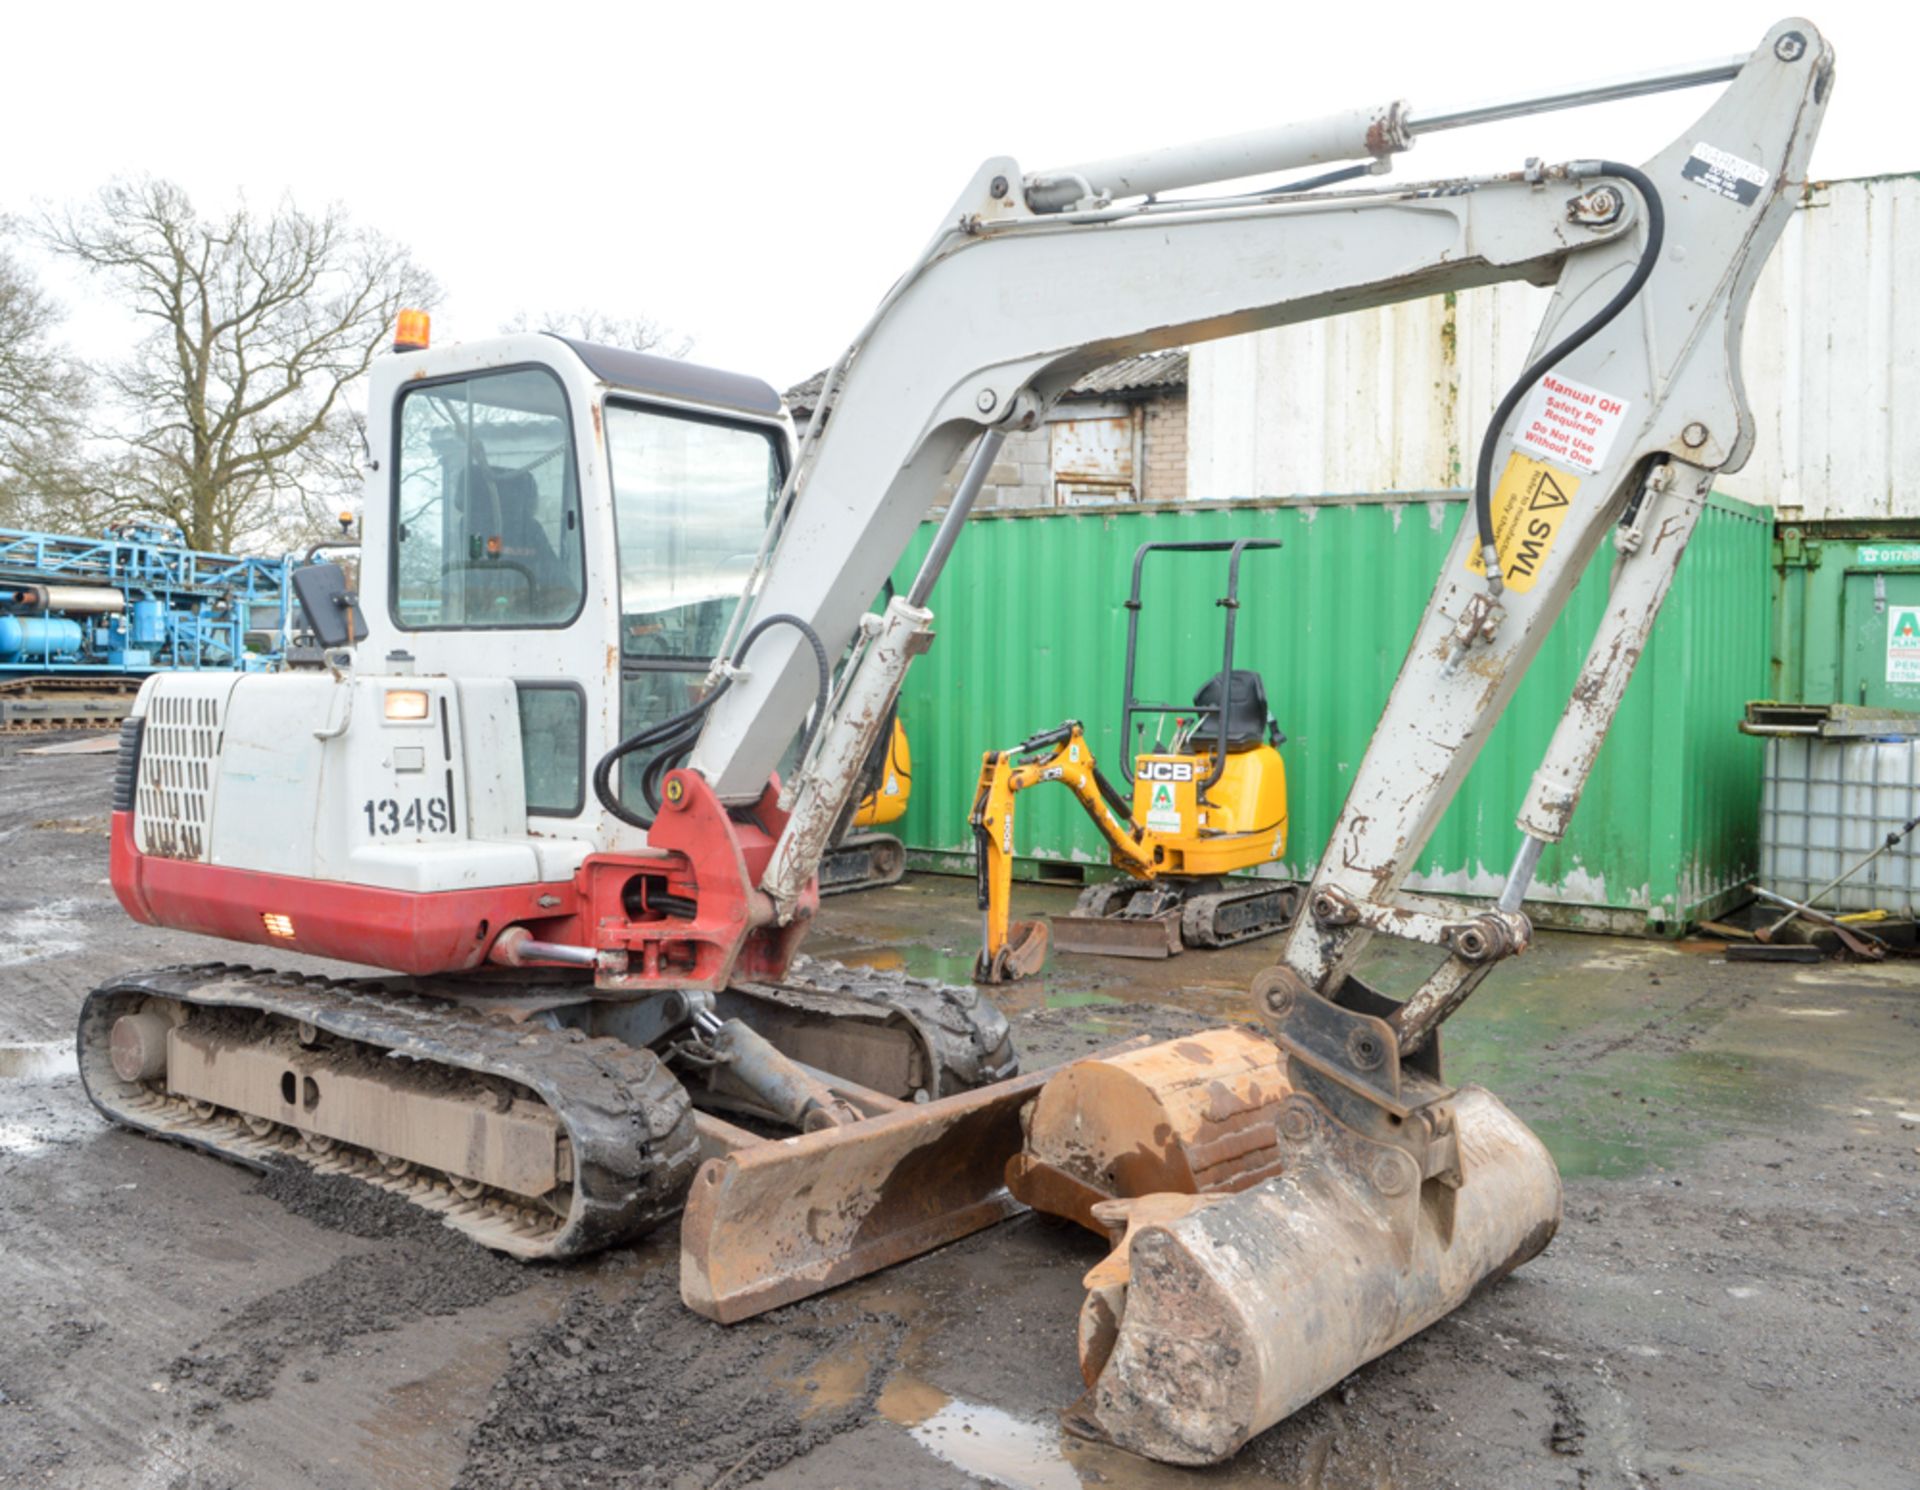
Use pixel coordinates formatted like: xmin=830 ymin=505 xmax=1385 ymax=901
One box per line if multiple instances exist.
xmin=684 ymin=19 xmax=1830 ymax=1358
xmin=627 ymin=19 xmax=1829 ymax=1007
xmin=969 ymin=723 xmax=1150 ymax=979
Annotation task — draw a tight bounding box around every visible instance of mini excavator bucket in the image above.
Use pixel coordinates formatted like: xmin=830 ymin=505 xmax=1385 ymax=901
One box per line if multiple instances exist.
xmin=975 ymin=917 xmax=1050 ymax=984
xmin=1010 ymin=1010 xmax=1562 ymax=1464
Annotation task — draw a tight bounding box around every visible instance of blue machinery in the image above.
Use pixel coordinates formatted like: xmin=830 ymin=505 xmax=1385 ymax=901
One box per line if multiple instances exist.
xmin=0 ymin=524 xmax=292 ymax=726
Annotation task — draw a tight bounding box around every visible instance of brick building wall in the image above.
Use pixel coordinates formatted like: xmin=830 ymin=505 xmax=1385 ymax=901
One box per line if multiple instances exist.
xmin=1140 ymin=393 xmax=1186 ymax=503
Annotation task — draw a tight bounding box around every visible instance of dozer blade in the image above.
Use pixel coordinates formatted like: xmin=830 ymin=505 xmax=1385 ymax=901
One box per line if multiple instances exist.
xmin=1064 ymin=1084 xmax=1561 ymax=1465
xmin=974 ymin=918 xmax=1050 ymax=983
xmin=681 ymin=1065 xmax=1051 ymax=1323
xmin=1051 ymin=908 xmax=1182 ymax=960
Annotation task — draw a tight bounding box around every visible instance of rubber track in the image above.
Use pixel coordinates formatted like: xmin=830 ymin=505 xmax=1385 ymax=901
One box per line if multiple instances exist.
xmin=817 ymin=833 xmax=907 ymax=896
xmin=1065 ymin=878 xmax=1300 ymax=950
xmin=781 ymin=954 xmax=1019 ymax=1091
xmin=77 ymin=963 xmax=699 ymax=1260
xmin=1179 ymin=883 xmax=1302 ymax=949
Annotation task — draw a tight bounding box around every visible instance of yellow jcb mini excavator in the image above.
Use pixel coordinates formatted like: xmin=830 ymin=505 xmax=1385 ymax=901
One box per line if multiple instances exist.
xmin=81 ymin=20 xmax=1827 ymax=1469
xmin=972 ymin=539 xmax=1299 ymax=981
xmin=820 ymin=707 xmax=911 ymax=894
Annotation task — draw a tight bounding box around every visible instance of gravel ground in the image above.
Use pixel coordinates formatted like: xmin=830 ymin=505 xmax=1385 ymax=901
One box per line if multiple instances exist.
xmin=1 ymin=737 xmax=1916 ymax=1490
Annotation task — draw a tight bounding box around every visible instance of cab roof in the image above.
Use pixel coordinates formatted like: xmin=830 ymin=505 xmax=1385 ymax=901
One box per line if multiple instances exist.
xmin=548 ymin=335 xmax=783 ymax=420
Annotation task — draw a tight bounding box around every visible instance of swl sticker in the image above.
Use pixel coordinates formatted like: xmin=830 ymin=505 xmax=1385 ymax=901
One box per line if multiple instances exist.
xmin=1466 ymin=453 xmax=1580 ymax=595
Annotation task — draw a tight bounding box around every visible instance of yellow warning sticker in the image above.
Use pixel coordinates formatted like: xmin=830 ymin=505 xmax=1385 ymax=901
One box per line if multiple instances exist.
xmin=1465 ymin=453 xmax=1580 ymax=594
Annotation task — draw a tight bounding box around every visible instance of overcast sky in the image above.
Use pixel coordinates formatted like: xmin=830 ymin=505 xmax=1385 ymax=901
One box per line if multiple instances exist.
xmin=3 ymin=1 xmax=1906 ymax=395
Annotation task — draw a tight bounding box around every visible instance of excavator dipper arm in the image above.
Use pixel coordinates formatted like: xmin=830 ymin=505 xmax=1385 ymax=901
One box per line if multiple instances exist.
xmin=970 ymin=723 xmax=1150 ymax=979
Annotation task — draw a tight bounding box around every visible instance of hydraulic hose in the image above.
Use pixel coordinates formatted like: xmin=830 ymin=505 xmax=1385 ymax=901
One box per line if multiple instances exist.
xmin=1474 ymin=161 xmax=1664 ymax=591
xmin=592 ymin=614 xmax=831 ymax=831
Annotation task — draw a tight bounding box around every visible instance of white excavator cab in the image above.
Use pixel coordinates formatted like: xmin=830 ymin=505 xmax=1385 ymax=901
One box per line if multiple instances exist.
xmin=358 ymin=333 xmax=794 ymax=852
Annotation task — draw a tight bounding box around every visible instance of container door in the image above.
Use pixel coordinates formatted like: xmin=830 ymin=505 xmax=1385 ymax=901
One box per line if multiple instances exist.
xmin=1841 ymin=568 xmax=1920 ymax=709
xmin=1051 ymin=416 xmax=1135 ymax=507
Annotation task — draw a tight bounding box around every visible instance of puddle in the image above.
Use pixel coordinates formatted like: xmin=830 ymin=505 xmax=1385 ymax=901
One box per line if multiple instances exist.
xmin=783 ymin=1289 xmax=1285 ymax=1490
xmin=0 ymin=1040 xmax=90 ymax=1154
xmin=0 ymin=899 xmax=85 ymax=963
xmin=831 ymin=941 xmax=1128 ymax=1013
xmin=886 ymin=1387 xmax=1081 ymax=1490
xmin=833 ymin=942 xmax=985 ymax=986
xmin=877 ymin=1374 xmax=1292 ymax=1490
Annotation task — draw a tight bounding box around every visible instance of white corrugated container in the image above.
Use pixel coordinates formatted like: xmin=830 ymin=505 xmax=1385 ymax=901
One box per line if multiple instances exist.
xmin=1760 ymin=736 xmax=1920 ymax=914
xmin=1189 ymin=174 xmax=1920 ymax=521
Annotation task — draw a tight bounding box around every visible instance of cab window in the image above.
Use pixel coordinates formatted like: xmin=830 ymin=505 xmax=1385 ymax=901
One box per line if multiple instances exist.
xmin=606 ymin=401 xmax=782 ymax=811
xmin=393 ymin=368 xmax=584 ymax=629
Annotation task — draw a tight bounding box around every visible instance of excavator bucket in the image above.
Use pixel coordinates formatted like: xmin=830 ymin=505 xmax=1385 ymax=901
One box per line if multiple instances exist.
xmin=1013 ymin=1034 xmax=1562 ymax=1464
xmin=1005 ymin=1026 xmax=1289 ymax=1226
xmin=975 ymin=918 xmax=1050 ymax=984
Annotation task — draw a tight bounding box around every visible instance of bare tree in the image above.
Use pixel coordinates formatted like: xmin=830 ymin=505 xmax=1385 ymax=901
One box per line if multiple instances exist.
xmin=0 ymin=228 xmax=88 ymax=527
xmin=42 ymin=179 xmax=439 ymax=552
xmin=502 ymin=308 xmax=692 ymax=359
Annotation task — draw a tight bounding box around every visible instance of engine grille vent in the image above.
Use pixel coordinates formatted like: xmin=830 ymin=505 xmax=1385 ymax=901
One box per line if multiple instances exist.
xmin=136 ymin=691 xmax=225 ymax=861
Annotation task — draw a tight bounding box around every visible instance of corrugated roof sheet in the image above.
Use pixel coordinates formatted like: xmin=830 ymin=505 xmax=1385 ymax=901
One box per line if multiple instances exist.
xmin=1068 ymin=351 xmax=1189 ymax=395
xmin=784 ymin=350 xmax=1186 ymax=415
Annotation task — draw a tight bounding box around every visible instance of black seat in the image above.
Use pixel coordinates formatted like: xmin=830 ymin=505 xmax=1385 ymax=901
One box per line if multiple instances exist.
xmin=1191 ymin=669 xmax=1276 ymax=752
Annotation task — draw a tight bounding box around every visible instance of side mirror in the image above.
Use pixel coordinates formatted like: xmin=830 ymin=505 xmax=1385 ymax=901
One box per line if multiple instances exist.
xmin=293 ymin=561 xmax=368 ymax=649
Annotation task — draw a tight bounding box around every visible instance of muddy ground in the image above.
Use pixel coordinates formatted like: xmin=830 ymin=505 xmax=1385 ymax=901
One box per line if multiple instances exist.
xmin=1 ymin=736 xmax=1916 ymax=1490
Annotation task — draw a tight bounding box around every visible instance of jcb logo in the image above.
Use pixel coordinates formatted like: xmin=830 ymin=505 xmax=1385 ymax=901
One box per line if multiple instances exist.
xmin=1140 ymin=761 xmax=1195 ymax=782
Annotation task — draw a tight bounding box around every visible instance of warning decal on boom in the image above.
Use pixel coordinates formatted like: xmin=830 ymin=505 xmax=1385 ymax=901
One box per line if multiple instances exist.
xmin=1465 ymin=454 xmax=1580 ymax=595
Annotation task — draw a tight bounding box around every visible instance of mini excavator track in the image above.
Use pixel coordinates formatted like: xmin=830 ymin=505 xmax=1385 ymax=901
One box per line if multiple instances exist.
xmin=79 ymin=965 xmax=700 ymax=1259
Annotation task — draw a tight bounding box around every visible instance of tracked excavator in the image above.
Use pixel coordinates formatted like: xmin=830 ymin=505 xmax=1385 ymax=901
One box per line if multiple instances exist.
xmin=82 ymin=18 xmax=1828 ymax=1467
xmin=972 ymin=538 xmax=1298 ymax=980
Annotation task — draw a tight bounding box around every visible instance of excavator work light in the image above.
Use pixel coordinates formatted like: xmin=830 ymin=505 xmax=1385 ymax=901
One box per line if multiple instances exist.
xmin=261 ymin=913 xmax=297 ymax=939
xmin=392 ymin=308 xmax=431 ymax=352
xmin=384 ymin=689 xmax=430 ymax=722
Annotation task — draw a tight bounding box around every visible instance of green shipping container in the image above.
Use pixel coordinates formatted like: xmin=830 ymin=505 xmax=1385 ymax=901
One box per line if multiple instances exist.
xmin=891 ymin=491 xmax=1773 ymax=935
xmin=1771 ymin=527 xmax=1920 ymax=709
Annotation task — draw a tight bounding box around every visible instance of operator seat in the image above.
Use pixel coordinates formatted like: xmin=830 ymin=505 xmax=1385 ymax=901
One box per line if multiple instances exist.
xmin=1192 ymin=669 xmax=1282 ymax=751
